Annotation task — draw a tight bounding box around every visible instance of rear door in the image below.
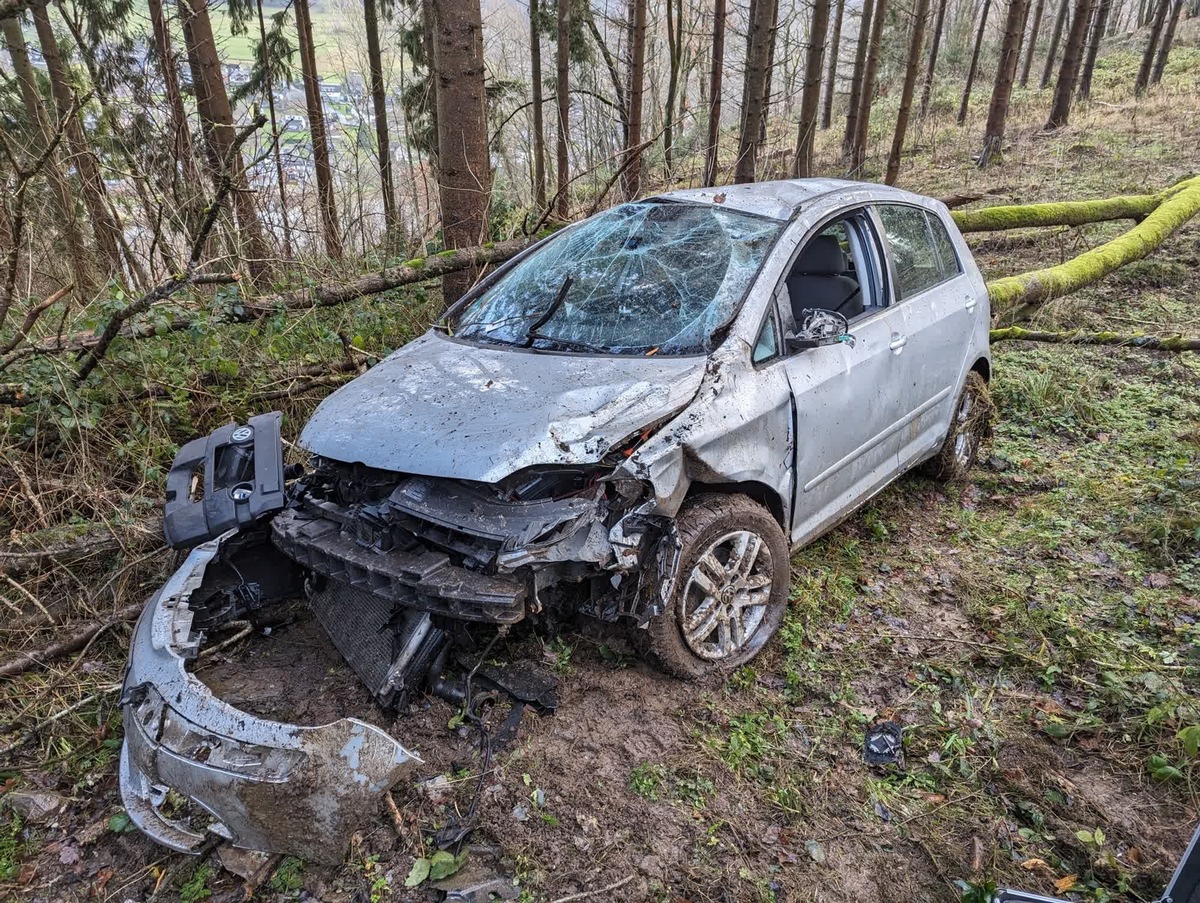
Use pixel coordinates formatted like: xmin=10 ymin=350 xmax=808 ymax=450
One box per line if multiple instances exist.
xmin=873 ymin=204 xmax=978 ymax=470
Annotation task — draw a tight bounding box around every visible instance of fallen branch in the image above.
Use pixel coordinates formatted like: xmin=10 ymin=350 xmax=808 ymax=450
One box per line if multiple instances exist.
xmin=987 ymin=175 xmax=1200 ymax=321
xmin=951 ymin=188 xmax=1173 ymax=233
xmin=0 ymin=684 xmax=122 ymax=757
xmin=0 ymin=601 xmax=145 ymax=679
xmin=0 ymin=284 xmax=72 ymax=358
xmin=990 ymin=327 xmax=1200 ymax=351
xmin=0 ymin=517 xmax=161 ymax=577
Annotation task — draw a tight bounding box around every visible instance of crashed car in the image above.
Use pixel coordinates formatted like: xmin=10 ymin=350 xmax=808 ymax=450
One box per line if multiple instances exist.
xmin=120 ymin=178 xmax=993 ymax=862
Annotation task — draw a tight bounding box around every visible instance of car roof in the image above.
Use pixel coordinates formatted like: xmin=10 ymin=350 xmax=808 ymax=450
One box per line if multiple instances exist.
xmin=653 ymin=178 xmax=931 ymax=222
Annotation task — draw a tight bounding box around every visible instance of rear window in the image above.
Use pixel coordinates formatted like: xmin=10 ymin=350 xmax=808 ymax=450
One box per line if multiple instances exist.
xmin=876 ymin=204 xmax=959 ymax=301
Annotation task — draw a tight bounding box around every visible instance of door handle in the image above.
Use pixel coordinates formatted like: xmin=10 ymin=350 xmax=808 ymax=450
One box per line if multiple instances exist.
xmin=889 ymin=333 xmax=908 ymax=352
xmin=964 ymin=294 xmax=978 ymax=312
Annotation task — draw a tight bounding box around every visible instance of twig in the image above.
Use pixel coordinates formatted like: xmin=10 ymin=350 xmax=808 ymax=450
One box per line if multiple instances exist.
xmin=0 ymin=684 xmax=121 ymax=758
xmin=548 ymin=875 xmax=636 ymax=903
xmin=0 ymin=600 xmax=145 ymax=679
xmin=0 ymin=284 xmax=72 ymax=357
xmin=3 ymin=573 xmax=54 ymax=623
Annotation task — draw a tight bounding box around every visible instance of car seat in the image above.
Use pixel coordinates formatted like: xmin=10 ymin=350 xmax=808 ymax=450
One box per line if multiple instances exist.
xmin=786 ymin=235 xmax=863 ymax=322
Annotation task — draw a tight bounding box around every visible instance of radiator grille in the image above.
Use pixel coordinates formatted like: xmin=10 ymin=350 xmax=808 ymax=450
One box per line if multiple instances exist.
xmin=308 ymin=580 xmax=396 ymax=697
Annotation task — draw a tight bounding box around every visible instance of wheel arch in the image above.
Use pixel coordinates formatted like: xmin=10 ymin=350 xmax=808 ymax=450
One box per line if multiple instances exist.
xmin=684 ymin=480 xmax=787 ymax=531
xmin=971 ymin=356 xmax=991 ymax=382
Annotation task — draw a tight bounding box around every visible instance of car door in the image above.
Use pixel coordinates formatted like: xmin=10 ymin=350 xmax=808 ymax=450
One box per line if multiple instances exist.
xmin=873 ymin=204 xmax=979 ymax=470
xmin=780 ymin=209 xmax=909 ymax=548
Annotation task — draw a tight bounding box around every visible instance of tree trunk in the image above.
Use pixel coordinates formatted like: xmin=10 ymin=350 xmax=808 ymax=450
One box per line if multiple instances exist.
xmin=1045 ymin=0 xmax=1094 ymax=127
xmin=703 ymin=0 xmax=727 ymax=186
xmin=584 ymin=10 xmax=628 ymax=146
xmin=850 ymin=0 xmax=889 ymax=170
xmin=757 ymin=0 xmax=779 ymax=146
xmin=663 ymin=0 xmax=683 ymax=176
xmin=253 ymin=0 xmax=295 ymax=260
xmin=841 ymin=0 xmax=876 ymax=158
xmin=555 ymin=0 xmax=570 ymax=219
xmin=430 ymin=0 xmax=491 ymax=305
xmin=886 ymin=0 xmax=932 ymax=182
xmin=980 ymin=0 xmax=1032 ymax=165
xmin=530 ymin=0 xmax=546 ymax=209
xmin=794 ymin=0 xmax=831 ymax=177
xmin=1040 ymin=0 xmax=1071 ymax=87
xmin=623 ymin=0 xmax=647 ymax=198
xmin=820 ymin=0 xmax=846 ymax=129
xmin=918 ymin=0 xmax=948 ymax=117
xmin=1076 ymin=0 xmax=1112 ymax=99
xmin=1019 ymin=0 xmax=1046 ymax=85
xmin=364 ymin=0 xmax=397 ymax=251
xmin=958 ymin=0 xmax=993 ymax=125
xmin=1134 ymin=0 xmax=1168 ymax=93
xmin=735 ymin=0 xmax=777 ymax=183
xmin=1150 ymin=0 xmax=1182 ymax=84
xmin=31 ymin=2 xmax=124 ymax=280
xmin=147 ymin=0 xmax=201 ymax=194
xmin=1 ymin=16 xmax=94 ymax=300
xmin=295 ymin=0 xmax=342 ymax=259
xmin=178 ymin=0 xmax=272 ymax=284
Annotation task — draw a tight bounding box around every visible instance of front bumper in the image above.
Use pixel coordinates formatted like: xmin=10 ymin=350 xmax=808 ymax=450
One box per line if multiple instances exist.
xmin=119 ymin=537 xmax=418 ymax=864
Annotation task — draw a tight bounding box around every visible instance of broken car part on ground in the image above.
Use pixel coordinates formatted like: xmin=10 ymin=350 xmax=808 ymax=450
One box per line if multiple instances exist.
xmin=119 ymin=179 xmax=993 ymax=862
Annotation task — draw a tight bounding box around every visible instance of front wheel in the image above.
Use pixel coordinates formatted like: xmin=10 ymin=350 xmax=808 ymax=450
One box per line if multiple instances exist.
xmin=921 ymin=371 xmax=994 ymax=482
xmin=645 ymin=494 xmax=790 ymax=680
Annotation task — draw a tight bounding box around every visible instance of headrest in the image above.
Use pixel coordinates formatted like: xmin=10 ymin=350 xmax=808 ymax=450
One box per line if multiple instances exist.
xmin=795 ymin=234 xmax=847 ymax=276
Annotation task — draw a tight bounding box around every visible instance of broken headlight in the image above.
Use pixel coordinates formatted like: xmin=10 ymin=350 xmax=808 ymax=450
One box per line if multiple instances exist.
xmin=496 ymin=466 xmax=601 ymax=501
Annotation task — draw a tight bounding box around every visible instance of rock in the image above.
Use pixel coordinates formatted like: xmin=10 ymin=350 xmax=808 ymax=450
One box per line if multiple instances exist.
xmin=3 ymin=789 xmax=68 ymax=823
xmin=217 ymin=844 xmax=272 ymax=880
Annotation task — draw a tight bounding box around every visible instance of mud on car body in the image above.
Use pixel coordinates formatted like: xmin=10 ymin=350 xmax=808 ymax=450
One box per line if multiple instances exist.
xmin=120 ymin=179 xmax=993 ymax=862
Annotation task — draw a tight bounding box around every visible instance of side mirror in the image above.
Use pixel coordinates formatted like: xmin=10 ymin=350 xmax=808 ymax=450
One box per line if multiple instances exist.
xmin=786 ymin=308 xmax=855 ymax=352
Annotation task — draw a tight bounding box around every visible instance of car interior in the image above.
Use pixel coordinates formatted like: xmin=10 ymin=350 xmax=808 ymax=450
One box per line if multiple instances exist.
xmin=784 ymin=216 xmax=881 ymax=328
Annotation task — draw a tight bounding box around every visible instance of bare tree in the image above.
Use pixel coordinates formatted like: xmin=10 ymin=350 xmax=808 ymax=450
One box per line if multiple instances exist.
xmin=1045 ymin=0 xmax=1094 ymax=127
xmin=251 ymin=0 xmax=295 ymax=260
xmin=794 ymin=0 xmax=831 ymax=177
xmin=1040 ymin=0 xmax=1071 ymax=87
xmin=295 ymin=0 xmax=342 ymax=258
xmin=530 ymin=0 xmax=547 ymax=209
xmin=1019 ymin=0 xmax=1047 ymax=85
xmin=623 ymin=0 xmax=647 ymax=198
xmin=958 ymin=0 xmax=993 ymax=124
xmin=703 ymin=0 xmax=727 ymax=186
xmin=663 ymin=0 xmax=684 ymax=176
xmin=555 ymin=0 xmax=570 ymax=219
xmin=886 ymin=0 xmax=932 ymax=182
xmin=364 ymin=0 xmax=397 ymax=250
xmin=1150 ymin=0 xmax=1183 ymax=85
xmin=918 ymin=0 xmax=949 ymax=117
xmin=841 ymin=0 xmax=876 ymax=158
xmin=429 ymin=0 xmax=491 ymax=303
xmin=849 ymin=0 xmax=889 ymax=170
xmin=735 ymin=0 xmax=778 ymax=183
xmin=1135 ymin=0 xmax=1169 ymax=94
xmin=820 ymin=0 xmax=846 ymax=129
xmin=1077 ymin=0 xmax=1112 ymax=99
xmin=980 ymin=0 xmax=1032 ymax=165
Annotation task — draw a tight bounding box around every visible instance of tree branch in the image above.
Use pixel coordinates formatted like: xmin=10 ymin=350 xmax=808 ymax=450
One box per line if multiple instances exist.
xmin=989 ymin=326 xmax=1200 ymax=351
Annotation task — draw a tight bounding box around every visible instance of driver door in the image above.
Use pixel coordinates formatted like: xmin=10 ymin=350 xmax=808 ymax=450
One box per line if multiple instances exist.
xmin=779 ymin=209 xmax=909 ymax=547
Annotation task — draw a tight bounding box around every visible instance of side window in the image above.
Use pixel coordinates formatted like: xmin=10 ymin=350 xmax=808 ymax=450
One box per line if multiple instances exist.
xmin=783 ymin=211 xmax=880 ymax=330
xmin=752 ymin=311 xmax=779 ymax=364
xmin=877 ymin=204 xmax=941 ymax=301
xmin=926 ymin=211 xmax=962 ymax=281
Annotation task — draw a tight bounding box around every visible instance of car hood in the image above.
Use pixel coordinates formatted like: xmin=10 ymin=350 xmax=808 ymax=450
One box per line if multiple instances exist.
xmin=299 ymin=332 xmax=707 ymax=483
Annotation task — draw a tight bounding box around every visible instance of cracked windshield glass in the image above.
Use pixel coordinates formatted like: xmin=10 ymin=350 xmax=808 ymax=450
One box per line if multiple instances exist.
xmin=446 ymin=201 xmax=782 ymax=355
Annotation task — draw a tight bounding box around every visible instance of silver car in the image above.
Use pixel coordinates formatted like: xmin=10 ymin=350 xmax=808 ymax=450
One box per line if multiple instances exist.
xmin=121 ymin=178 xmax=992 ymax=861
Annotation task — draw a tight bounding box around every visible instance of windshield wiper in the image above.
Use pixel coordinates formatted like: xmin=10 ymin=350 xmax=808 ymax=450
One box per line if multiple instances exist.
xmin=526 ymin=334 xmax=608 ymax=354
xmin=522 ymin=274 xmax=573 ymax=348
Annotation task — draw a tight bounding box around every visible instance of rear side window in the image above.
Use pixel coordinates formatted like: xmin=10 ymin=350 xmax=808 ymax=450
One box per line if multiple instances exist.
xmin=877 ymin=204 xmax=947 ymax=301
xmin=927 ymin=211 xmax=962 ymax=281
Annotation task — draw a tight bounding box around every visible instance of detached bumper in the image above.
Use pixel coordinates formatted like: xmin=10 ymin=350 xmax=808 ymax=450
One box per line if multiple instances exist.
xmin=119 ymin=537 xmax=418 ymax=864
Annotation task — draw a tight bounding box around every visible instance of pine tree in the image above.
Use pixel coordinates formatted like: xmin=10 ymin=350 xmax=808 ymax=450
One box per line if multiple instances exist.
xmin=850 ymin=0 xmax=889 ymax=170
xmin=623 ymin=0 xmax=647 ymax=198
xmin=820 ymin=0 xmax=845 ymax=129
xmin=958 ymin=0 xmax=994 ymax=125
xmin=886 ymin=0 xmax=933 ymax=182
xmin=703 ymin=0 xmax=727 ymax=186
xmin=980 ymin=0 xmax=1032 ymax=165
xmin=1045 ymin=0 xmax=1095 ymax=127
xmin=364 ymin=0 xmax=398 ymax=250
xmin=793 ymin=0 xmax=831 ymax=177
xmin=919 ymin=0 xmax=949 ymax=117
xmin=295 ymin=0 xmax=342 ymax=258
xmin=735 ymin=0 xmax=778 ymax=183
xmin=841 ymin=0 xmax=876 ymax=158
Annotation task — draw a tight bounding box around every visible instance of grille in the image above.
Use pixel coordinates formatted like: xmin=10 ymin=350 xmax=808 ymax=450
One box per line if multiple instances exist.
xmin=308 ymin=580 xmax=397 ymax=697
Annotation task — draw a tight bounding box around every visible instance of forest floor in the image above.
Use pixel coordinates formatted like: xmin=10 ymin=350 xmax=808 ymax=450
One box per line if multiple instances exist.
xmin=3 ymin=45 xmax=1200 ymax=903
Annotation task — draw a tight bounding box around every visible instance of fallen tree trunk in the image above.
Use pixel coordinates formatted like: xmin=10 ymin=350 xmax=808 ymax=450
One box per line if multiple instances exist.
xmin=951 ymin=189 xmax=1169 ymax=233
xmin=990 ymin=327 xmax=1200 ymax=350
xmin=0 ymin=601 xmax=145 ymax=679
xmin=986 ymin=175 xmax=1200 ymax=321
xmin=0 ymin=518 xmax=161 ymax=577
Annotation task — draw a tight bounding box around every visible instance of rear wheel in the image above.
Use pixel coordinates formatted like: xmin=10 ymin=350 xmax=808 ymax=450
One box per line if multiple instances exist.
xmin=645 ymin=494 xmax=790 ymax=680
xmin=921 ymin=371 xmax=993 ymax=482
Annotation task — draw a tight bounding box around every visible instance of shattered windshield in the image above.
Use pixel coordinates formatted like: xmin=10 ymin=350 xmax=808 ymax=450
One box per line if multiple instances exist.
xmin=445 ymin=200 xmax=783 ymax=355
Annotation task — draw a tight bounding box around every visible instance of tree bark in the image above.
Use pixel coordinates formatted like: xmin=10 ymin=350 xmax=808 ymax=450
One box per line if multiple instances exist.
xmin=30 ymin=2 xmax=124 ymax=281
xmin=555 ymin=0 xmax=570 ymax=219
xmin=663 ymin=0 xmax=683 ymax=176
xmin=794 ymin=0 xmax=831 ymax=177
xmin=841 ymin=0 xmax=876 ymax=158
xmin=886 ymin=0 xmax=932 ymax=182
xmin=178 ymin=0 xmax=272 ymax=284
xmin=820 ymin=0 xmax=846 ymax=129
xmin=850 ymin=0 xmax=889 ymax=171
xmin=1040 ymin=0 xmax=1071 ymax=87
xmin=1045 ymin=0 xmax=1094 ymax=127
xmin=2 ymin=16 xmax=94 ymax=301
xmin=1076 ymin=0 xmax=1112 ymax=99
xmin=1149 ymin=0 xmax=1181 ymax=85
xmin=530 ymin=0 xmax=547 ymax=209
xmin=364 ymin=0 xmax=397 ymax=250
xmin=703 ymin=0 xmax=727 ymax=186
xmin=295 ymin=0 xmax=342 ymax=258
xmin=958 ymin=0 xmax=993 ymax=125
xmin=980 ymin=0 xmax=1032 ymax=165
xmin=623 ymin=0 xmax=647 ymax=198
xmin=1134 ymin=0 xmax=1169 ymax=94
xmin=430 ymin=0 xmax=491 ymax=305
xmin=735 ymin=0 xmax=777 ymax=183
xmin=918 ymin=0 xmax=949 ymax=117
xmin=1019 ymin=0 xmax=1046 ymax=85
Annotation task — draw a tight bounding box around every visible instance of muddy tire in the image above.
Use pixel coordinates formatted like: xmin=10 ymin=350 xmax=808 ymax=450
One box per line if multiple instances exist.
xmin=645 ymin=494 xmax=790 ymax=681
xmin=920 ymin=371 xmax=993 ymax=482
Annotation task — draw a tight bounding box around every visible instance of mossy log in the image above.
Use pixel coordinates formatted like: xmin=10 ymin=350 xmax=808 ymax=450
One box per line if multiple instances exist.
xmin=990 ymin=327 xmax=1200 ymax=351
xmin=986 ymin=175 xmax=1200 ymax=322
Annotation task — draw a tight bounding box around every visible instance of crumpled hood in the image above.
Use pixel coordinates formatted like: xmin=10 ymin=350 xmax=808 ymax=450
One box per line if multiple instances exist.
xmin=299 ymin=332 xmax=707 ymax=483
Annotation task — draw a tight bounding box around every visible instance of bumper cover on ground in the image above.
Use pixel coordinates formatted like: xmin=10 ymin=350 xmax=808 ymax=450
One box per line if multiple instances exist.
xmin=119 ymin=537 xmax=418 ymax=864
